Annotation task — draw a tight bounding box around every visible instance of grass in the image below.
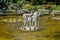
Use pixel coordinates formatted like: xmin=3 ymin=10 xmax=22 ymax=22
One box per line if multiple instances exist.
xmin=0 ymin=15 xmax=60 ymax=40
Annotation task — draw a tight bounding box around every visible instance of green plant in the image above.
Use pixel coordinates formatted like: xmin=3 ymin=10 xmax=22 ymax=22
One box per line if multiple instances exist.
xmin=17 ymin=0 xmax=25 ymax=5
xmin=23 ymin=4 xmax=32 ymax=10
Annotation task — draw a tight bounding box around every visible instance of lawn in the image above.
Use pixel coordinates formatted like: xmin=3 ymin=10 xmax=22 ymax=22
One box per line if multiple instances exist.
xmin=0 ymin=15 xmax=60 ymax=40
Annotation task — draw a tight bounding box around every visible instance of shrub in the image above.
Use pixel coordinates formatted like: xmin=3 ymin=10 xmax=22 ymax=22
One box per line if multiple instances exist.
xmin=8 ymin=9 xmax=15 ymax=13
xmin=23 ymin=4 xmax=32 ymax=10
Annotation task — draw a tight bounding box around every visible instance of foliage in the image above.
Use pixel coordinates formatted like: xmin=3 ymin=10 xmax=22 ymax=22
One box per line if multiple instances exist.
xmin=31 ymin=0 xmax=43 ymax=5
xmin=17 ymin=0 xmax=25 ymax=6
xmin=8 ymin=9 xmax=15 ymax=13
xmin=55 ymin=5 xmax=60 ymax=10
xmin=50 ymin=5 xmax=60 ymax=10
xmin=23 ymin=4 xmax=32 ymax=10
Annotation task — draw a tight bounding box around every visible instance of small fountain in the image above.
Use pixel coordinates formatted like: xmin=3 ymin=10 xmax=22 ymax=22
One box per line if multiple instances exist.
xmin=20 ymin=12 xmax=41 ymax=31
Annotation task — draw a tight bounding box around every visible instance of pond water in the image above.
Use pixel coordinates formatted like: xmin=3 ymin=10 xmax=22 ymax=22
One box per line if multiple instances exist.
xmin=0 ymin=16 xmax=60 ymax=40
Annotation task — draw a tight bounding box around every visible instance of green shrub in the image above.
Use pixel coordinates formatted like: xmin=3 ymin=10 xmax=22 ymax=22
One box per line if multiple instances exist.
xmin=23 ymin=4 xmax=32 ymax=10
xmin=56 ymin=5 xmax=60 ymax=10
xmin=32 ymin=6 xmax=38 ymax=11
xmin=51 ymin=5 xmax=60 ymax=10
xmin=8 ymin=9 xmax=15 ymax=13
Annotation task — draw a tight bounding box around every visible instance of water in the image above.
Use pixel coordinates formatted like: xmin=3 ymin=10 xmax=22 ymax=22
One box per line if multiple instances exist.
xmin=0 ymin=16 xmax=60 ymax=40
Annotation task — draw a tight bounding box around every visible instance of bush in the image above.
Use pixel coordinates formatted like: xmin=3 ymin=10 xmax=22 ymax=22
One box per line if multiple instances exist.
xmin=23 ymin=4 xmax=32 ymax=10
xmin=50 ymin=5 xmax=60 ymax=10
xmin=8 ymin=9 xmax=15 ymax=13
xmin=32 ymin=5 xmax=43 ymax=12
xmin=56 ymin=5 xmax=60 ymax=10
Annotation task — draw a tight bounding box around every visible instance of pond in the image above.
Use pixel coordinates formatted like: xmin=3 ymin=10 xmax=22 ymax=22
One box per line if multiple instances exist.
xmin=0 ymin=15 xmax=60 ymax=40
